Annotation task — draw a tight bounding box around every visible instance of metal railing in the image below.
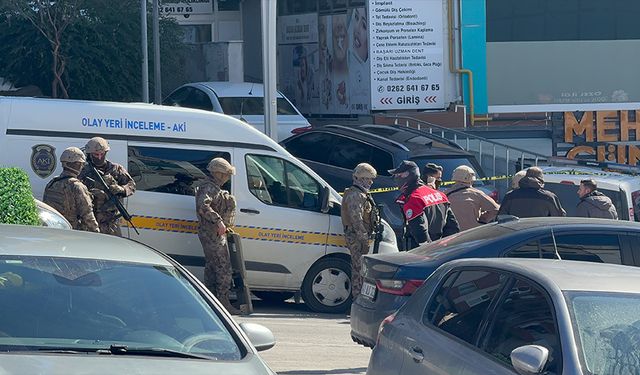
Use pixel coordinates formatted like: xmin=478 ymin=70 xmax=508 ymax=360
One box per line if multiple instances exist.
xmin=382 ymin=114 xmax=550 ymax=195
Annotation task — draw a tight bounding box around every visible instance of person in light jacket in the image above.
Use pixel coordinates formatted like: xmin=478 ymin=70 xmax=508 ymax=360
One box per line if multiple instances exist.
xmin=445 ymin=165 xmax=500 ymax=231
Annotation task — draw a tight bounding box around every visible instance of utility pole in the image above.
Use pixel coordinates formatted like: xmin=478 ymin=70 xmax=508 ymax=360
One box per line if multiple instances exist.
xmin=261 ymin=0 xmax=277 ymax=140
xmin=153 ymin=0 xmax=162 ymax=104
xmin=141 ymin=0 xmax=149 ymax=102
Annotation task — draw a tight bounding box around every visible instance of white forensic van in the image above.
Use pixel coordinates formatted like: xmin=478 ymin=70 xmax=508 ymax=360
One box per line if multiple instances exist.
xmin=0 ymin=96 xmax=398 ymax=313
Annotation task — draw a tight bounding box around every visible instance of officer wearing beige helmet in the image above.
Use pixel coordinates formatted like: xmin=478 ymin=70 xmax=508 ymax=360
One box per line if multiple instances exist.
xmin=44 ymin=147 xmax=100 ymax=232
xmin=79 ymin=137 xmax=136 ymax=236
xmin=445 ymin=165 xmax=499 ymax=231
xmin=341 ymin=163 xmax=379 ymax=297
xmin=196 ymin=157 xmax=239 ymax=313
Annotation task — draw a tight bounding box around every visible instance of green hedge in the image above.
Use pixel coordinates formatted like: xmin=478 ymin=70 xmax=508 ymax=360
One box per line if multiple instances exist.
xmin=0 ymin=168 xmax=40 ymax=225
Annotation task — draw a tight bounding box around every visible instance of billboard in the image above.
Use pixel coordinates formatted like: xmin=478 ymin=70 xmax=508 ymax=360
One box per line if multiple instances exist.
xmin=369 ymin=0 xmax=445 ymax=110
xmin=277 ymin=11 xmax=371 ymax=115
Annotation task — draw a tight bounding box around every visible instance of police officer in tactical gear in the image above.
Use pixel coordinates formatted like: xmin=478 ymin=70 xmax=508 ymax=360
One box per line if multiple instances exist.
xmin=390 ymin=160 xmax=459 ymax=249
xmin=341 ymin=163 xmax=379 ymax=298
xmin=79 ymin=137 xmax=136 ymax=236
xmin=196 ymin=157 xmax=239 ymax=314
xmin=44 ymin=147 xmax=100 ymax=232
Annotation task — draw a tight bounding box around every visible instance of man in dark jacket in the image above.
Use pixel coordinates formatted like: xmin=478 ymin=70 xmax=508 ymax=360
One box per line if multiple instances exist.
xmin=576 ymin=179 xmax=618 ymax=219
xmin=498 ymin=167 xmax=566 ymax=218
xmin=390 ymin=160 xmax=459 ymax=250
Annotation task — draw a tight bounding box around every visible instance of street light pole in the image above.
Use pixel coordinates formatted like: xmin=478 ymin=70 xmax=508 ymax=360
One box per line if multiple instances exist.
xmin=261 ymin=0 xmax=277 ymax=140
xmin=141 ymin=0 xmax=149 ymax=102
xmin=152 ymin=0 xmax=162 ymax=104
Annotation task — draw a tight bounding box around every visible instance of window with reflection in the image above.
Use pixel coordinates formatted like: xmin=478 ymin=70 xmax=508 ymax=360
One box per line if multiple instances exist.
xmin=483 ymin=278 xmax=561 ymax=374
xmin=0 ymin=256 xmax=242 ymax=359
xmin=245 ymin=154 xmax=321 ymax=211
xmin=541 ymin=234 xmax=622 ymax=264
xmin=424 ymin=270 xmax=507 ymax=345
xmin=128 ymin=146 xmax=231 ymax=196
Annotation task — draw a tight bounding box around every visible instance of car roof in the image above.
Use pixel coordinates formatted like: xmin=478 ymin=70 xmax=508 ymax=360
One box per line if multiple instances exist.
xmin=409 ymin=216 xmax=640 ymax=260
xmin=1 ymin=96 xmax=284 ymax=153
xmin=494 ymin=216 xmax=640 ymax=230
xmin=190 ymin=82 xmax=284 ymax=98
xmin=445 ymin=258 xmax=640 ymax=293
xmin=0 ymin=225 xmax=173 ymax=266
xmin=357 ymin=124 xmax=463 ymax=151
xmin=306 ymin=124 xmax=472 ymax=157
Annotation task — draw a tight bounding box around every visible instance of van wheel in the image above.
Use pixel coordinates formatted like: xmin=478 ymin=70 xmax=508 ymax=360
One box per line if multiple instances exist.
xmin=301 ymin=257 xmax=352 ymax=314
xmin=253 ymin=291 xmax=295 ymax=303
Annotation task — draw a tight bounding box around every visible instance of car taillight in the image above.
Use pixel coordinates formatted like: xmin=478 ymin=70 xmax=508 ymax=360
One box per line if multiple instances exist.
xmin=376 ymin=279 xmax=424 ymax=296
xmin=377 ymin=313 xmax=396 ymax=345
xmin=291 ymin=125 xmax=313 ymax=134
xmin=489 ymin=189 xmax=499 ymax=203
xmin=560 ymin=180 xmax=575 ymax=185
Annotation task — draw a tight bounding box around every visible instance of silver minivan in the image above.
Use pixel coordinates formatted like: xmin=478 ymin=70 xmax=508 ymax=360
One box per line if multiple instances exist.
xmin=164 ymin=81 xmax=311 ymax=141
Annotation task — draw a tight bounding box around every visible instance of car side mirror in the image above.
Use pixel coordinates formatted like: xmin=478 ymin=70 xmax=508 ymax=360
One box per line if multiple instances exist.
xmin=510 ymin=345 xmax=549 ymax=375
xmin=320 ymin=185 xmax=331 ymax=213
xmin=239 ymin=322 xmax=276 ymax=352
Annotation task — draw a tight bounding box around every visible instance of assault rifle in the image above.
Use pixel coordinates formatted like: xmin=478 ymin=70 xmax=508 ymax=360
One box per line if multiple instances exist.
xmin=87 ymin=158 xmax=139 ymax=235
xmin=372 ymin=204 xmax=384 ymax=254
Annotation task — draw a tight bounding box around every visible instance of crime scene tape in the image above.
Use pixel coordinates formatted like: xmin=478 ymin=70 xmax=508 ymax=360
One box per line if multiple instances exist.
xmin=338 ymin=168 xmax=622 ymax=195
xmin=339 ymin=175 xmax=513 ymax=195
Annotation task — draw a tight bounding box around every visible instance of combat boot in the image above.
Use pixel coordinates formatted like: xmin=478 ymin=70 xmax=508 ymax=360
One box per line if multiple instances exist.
xmin=220 ymin=297 xmax=242 ymax=315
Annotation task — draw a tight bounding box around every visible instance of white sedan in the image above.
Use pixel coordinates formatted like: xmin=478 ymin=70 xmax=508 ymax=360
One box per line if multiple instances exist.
xmin=0 ymin=225 xmax=276 ymax=374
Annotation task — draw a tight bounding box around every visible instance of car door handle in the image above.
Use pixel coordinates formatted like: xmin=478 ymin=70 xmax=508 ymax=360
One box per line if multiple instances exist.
xmin=240 ymin=208 xmax=260 ymax=214
xmin=410 ymin=346 xmax=424 ymax=363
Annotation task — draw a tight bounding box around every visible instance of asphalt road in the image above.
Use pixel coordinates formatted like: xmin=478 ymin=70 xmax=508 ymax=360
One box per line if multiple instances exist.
xmin=235 ymin=299 xmax=371 ymax=375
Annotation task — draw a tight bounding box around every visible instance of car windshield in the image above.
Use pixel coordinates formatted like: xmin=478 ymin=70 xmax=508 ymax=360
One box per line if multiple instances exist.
xmin=566 ymin=291 xmax=640 ymax=374
xmin=0 ymin=256 xmax=242 ymax=360
xmin=219 ymin=97 xmax=298 ymax=115
xmin=408 ymin=224 xmax=514 ymax=257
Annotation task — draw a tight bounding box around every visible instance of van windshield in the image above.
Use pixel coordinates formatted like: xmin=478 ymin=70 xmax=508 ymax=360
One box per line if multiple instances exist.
xmin=544 ymin=182 xmax=625 ymax=220
xmin=219 ymin=97 xmax=298 ymax=115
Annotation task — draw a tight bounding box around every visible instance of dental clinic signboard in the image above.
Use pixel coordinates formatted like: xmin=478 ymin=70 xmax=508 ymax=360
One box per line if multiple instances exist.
xmin=369 ymin=0 xmax=444 ymax=110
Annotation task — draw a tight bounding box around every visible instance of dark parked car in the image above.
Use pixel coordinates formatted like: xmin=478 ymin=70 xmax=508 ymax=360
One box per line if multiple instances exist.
xmin=351 ymin=216 xmax=640 ymax=348
xmin=281 ymin=124 xmax=496 ymax=245
xmin=368 ymin=258 xmax=640 ymax=375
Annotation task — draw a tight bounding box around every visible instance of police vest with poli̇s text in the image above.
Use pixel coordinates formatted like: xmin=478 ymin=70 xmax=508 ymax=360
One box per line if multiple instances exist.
xmin=395 ymin=185 xmax=449 ymax=221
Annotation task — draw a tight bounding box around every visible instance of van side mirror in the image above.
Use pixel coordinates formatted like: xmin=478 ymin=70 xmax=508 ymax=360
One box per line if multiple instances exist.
xmin=510 ymin=345 xmax=549 ymax=375
xmin=320 ymin=186 xmax=331 ymax=213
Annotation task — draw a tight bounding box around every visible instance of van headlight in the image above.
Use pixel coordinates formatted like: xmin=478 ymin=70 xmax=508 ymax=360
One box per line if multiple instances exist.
xmin=37 ymin=206 xmax=72 ymax=229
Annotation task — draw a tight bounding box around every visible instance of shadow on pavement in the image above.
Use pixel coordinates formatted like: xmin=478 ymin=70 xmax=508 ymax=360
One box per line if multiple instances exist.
xmin=242 ymin=299 xmax=351 ymax=320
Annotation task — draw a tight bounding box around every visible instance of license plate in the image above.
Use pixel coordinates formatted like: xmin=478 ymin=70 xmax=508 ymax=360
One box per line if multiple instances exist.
xmin=361 ymin=281 xmax=377 ymax=299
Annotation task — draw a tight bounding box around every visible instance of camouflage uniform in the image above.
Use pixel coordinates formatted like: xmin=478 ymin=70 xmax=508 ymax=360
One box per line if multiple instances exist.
xmin=195 ymin=175 xmax=237 ymax=300
xmin=79 ymin=161 xmax=136 ymax=236
xmin=43 ymin=170 xmax=100 ymax=232
xmin=341 ymin=186 xmax=377 ymax=297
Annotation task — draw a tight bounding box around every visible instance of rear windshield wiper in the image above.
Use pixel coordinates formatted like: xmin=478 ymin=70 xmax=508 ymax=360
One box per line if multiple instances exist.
xmin=37 ymin=344 xmax=212 ymax=360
